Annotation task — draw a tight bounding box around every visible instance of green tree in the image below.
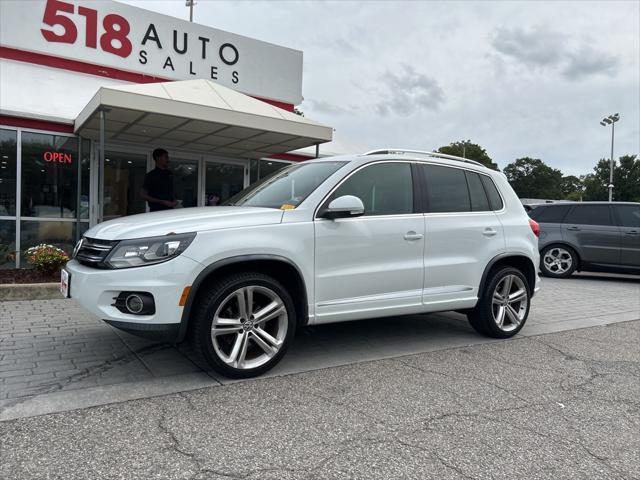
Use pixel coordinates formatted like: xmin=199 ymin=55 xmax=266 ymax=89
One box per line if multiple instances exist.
xmin=437 ymin=140 xmax=498 ymax=170
xmin=503 ymin=157 xmax=563 ymax=199
xmin=560 ymin=175 xmax=584 ymax=200
xmin=583 ymin=155 xmax=640 ymax=202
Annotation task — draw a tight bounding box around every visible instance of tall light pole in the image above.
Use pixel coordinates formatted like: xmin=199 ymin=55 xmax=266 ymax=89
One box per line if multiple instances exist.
xmin=599 ymin=113 xmax=620 ymax=202
xmin=186 ymin=0 xmax=196 ymax=22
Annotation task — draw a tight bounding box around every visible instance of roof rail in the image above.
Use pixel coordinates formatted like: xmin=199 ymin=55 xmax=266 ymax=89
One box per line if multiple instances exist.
xmin=362 ymin=148 xmax=485 ymax=168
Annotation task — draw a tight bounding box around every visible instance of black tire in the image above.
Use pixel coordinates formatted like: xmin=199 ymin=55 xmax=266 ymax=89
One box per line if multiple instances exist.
xmin=467 ymin=266 xmax=531 ymax=338
xmin=189 ymin=272 xmax=296 ymax=378
xmin=540 ymin=245 xmax=578 ymax=278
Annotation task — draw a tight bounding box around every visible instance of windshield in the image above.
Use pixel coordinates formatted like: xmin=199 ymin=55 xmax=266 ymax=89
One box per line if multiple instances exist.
xmin=225 ymin=161 xmax=347 ymax=209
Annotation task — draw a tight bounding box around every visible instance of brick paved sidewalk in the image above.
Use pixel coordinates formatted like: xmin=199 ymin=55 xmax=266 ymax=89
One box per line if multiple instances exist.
xmin=1 ymin=273 xmax=638 ymax=419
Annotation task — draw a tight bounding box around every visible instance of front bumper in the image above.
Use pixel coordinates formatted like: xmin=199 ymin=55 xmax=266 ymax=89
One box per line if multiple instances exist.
xmin=65 ymin=255 xmax=202 ymax=340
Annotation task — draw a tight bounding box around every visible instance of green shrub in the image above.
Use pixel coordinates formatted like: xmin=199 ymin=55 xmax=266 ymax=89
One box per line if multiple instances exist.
xmin=24 ymin=244 xmax=69 ymax=273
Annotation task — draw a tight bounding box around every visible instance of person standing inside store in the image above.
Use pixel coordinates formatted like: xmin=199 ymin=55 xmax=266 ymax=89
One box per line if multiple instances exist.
xmin=141 ymin=148 xmax=177 ymax=212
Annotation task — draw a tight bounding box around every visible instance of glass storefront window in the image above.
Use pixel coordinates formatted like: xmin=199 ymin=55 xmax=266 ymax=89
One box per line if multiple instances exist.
xmin=205 ymin=161 xmax=245 ymax=205
xmin=171 ymin=159 xmax=199 ymax=209
xmin=80 ymin=139 xmax=91 ymax=220
xmin=0 ymin=129 xmax=18 ymax=216
xmin=0 ymin=220 xmax=16 ymax=269
xmin=259 ymin=160 xmax=289 ymax=180
xmin=20 ymin=220 xmax=76 ymax=266
xmin=103 ymin=151 xmax=147 ymax=221
xmin=21 ymin=132 xmax=78 ymax=218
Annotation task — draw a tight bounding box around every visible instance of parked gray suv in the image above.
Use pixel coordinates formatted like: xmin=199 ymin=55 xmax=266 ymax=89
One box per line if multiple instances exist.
xmin=527 ymin=202 xmax=640 ymax=277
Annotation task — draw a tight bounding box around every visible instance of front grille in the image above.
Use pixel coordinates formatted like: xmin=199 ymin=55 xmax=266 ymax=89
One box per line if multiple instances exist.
xmin=75 ymin=237 xmax=119 ymax=268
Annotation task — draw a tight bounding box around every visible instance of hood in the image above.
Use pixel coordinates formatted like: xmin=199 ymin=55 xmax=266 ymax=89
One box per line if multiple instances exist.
xmin=84 ymin=206 xmax=284 ymax=241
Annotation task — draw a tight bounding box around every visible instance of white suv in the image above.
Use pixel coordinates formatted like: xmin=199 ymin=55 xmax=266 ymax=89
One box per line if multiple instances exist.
xmin=64 ymin=150 xmax=540 ymax=378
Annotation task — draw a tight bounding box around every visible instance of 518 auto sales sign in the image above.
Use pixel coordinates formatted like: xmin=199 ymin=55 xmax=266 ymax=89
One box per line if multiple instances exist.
xmin=0 ymin=0 xmax=303 ymax=105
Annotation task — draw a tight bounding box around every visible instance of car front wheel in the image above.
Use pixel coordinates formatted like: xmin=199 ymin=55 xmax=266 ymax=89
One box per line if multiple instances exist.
xmin=467 ymin=266 xmax=531 ymax=338
xmin=190 ymin=272 xmax=296 ymax=378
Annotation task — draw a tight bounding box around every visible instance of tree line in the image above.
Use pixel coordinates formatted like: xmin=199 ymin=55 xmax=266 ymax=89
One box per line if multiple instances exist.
xmin=437 ymin=140 xmax=640 ymax=202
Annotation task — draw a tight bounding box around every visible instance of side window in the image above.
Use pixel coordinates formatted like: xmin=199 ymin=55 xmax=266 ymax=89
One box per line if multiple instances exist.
xmin=330 ymin=162 xmax=413 ymax=216
xmin=533 ymin=205 xmax=571 ymax=223
xmin=480 ymin=175 xmax=504 ymax=211
xmin=421 ymin=165 xmax=470 ymax=213
xmin=564 ymin=205 xmax=613 ymax=226
xmin=616 ymin=205 xmax=640 ymax=227
xmin=465 ymin=171 xmax=490 ymax=211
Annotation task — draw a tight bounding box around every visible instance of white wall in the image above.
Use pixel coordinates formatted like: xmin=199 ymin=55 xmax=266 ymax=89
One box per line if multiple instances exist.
xmin=0 ymin=59 xmax=131 ymax=123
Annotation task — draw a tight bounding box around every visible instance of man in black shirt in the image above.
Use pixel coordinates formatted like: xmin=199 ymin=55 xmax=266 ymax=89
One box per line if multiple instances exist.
xmin=141 ymin=148 xmax=177 ymax=212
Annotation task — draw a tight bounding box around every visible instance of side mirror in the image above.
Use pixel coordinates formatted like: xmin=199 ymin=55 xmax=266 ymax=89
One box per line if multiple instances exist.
xmin=320 ymin=195 xmax=365 ymax=219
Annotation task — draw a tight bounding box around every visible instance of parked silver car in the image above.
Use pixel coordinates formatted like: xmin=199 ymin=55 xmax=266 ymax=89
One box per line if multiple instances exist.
xmin=527 ymin=202 xmax=640 ymax=277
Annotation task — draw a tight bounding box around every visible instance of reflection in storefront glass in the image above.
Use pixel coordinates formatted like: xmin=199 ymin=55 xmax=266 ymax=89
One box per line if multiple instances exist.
xmin=20 ymin=220 xmax=76 ymax=266
xmin=0 ymin=129 xmax=18 ymax=217
xmin=103 ymin=151 xmax=147 ymax=221
xmin=0 ymin=220 xmax=16 ymax=269
xmin=21 ymin=132 xmax=79 ymax=218
xmin=171 ymin=160 xmax=199 ymax=208
xmin=259 ymin=159 xmax=289 ymax=180
xmin=205 ymin=162 xmax=245 ymax=205
xmin=80 ymin=139 xmax=91 ymax=220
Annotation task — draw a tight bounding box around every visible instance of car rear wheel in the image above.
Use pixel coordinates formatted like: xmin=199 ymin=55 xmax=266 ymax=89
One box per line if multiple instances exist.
xmin=540 ymin=245 xmax=577 ymax=278
xmin=467 ymin=266 xmax=531 ymax=338
xmin=190 ymin=272 xmax=296 ymax=378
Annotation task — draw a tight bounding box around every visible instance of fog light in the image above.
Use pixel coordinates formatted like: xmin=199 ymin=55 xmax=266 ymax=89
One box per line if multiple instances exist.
xmin=113 ymin=292 xmax=155 ymax=315
xmin=125 ymin=294 xmax=144 ymax=314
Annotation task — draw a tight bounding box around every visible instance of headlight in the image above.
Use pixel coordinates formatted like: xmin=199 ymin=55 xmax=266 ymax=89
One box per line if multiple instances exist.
xmin=105 ymin=233 xmax=196 ymax=269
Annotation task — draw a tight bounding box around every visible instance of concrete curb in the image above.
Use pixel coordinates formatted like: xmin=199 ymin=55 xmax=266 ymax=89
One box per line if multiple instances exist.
xmin=0 ymin=282 xmax=60 ymax=301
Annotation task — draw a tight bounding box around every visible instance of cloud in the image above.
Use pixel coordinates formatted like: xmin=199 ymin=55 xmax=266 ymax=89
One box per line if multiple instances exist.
xmin=563 ymin=46 xmax=620 ymax=80
xmin=491 ymin=26 xmax=620 ymax=80
xmin=492 ymin=26 xmax=566 ymax=68
xmin=305 ymin=99 xmax=354 ymax=116
xmin=375 ymin=65 xmax=445 ymax=116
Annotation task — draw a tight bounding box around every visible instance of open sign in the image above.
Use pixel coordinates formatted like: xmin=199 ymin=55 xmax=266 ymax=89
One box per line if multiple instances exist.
xmin=43 ymin=151 xmax=73 ymax=164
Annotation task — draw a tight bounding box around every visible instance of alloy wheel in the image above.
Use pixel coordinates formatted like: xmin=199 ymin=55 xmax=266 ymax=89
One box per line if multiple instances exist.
xmin=491 ymin=274 xmax=528 ymax=332
xmin=210 ymin=285 xmax=288 ymax=370
xmin=543 ymin=247 xmax=573 ymax=275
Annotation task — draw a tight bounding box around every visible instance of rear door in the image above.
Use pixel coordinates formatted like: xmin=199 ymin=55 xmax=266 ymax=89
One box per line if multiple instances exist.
xmin=562 ymin=204 xmax=620 ymax=265
xmin=614 ymin=204 xmax=640 ymax=267
xmin=419 ymin=164 xmax=505 ymax=307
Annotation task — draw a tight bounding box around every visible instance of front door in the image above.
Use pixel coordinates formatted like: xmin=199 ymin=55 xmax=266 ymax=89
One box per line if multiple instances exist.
xmin=314 ymin=162 xmax=425 ymax=323
xmin=561 ymin=204 xmax=620 ymax=265
xmin=615 ymin=204 xmax=640 ymax=267
xmin=204 ymin=160 xmax=246 ymax=206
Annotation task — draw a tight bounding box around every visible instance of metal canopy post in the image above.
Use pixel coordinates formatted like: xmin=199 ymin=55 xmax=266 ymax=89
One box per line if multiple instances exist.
xmin=76 ymin=137 xmax=82 ymax=241
xmin=315 ymin=143 xmax=319 ymax=158
xmin=98 ymin=109 xmax=106 ymax=224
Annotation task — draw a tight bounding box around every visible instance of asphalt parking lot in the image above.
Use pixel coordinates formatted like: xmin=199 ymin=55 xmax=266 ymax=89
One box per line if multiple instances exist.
xmin=1 ymin=273 xmax=638 ymax=421
xmin=2 ymin=317 xmax=639 ymax=479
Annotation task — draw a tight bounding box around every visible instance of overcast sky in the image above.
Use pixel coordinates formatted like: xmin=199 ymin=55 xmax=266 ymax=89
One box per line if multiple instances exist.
xmin=123 ymin=0 xmax=639 ymax=176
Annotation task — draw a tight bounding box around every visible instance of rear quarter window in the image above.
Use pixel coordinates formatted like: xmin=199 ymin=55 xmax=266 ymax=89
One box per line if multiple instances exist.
xmin=480 ymin=175 xmax=503 ymax=211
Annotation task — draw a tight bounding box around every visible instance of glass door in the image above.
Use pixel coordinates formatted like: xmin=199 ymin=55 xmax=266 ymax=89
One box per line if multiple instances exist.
xmin=204 ymin=160 xmax=246 ymax=206
xmin=102 ymin=151 xmax=148 ymax=221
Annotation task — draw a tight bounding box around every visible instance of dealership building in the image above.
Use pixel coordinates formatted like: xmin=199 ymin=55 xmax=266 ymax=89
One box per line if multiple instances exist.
xmin=0 ymin=0 xmax=333 ymax=268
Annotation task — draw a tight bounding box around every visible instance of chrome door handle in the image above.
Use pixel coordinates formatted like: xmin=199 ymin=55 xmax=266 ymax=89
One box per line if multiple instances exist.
xmin=566 ymin=226 xmax=581 ymax=231
xmin=404 ymin=231 xmax=424 ymax=241
xmin=483 ymin=228 xmax=498 ymax=237
xmin=626 ymin=230 xmax=639 ymax=235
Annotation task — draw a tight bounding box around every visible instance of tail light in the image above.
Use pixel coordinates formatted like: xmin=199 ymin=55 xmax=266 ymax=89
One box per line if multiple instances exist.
xmin=529 ymin=218 xmax=540 ymax=237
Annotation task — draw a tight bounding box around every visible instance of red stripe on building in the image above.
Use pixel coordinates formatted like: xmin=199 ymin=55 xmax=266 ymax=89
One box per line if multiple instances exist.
xmin=270 ymin=152 xmax=314 ymax=162
xmin=0 ymin=46 xmax=295 ymax=111
xmin=0 ymin=115 xmax=74 ymax=133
